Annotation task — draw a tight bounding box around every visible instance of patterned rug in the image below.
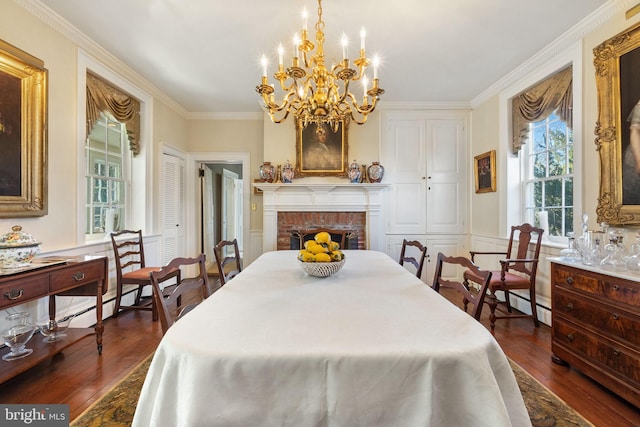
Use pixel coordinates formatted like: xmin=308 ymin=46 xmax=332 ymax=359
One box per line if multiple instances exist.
xmin=71 ymin=355 xmax=593 ymax=426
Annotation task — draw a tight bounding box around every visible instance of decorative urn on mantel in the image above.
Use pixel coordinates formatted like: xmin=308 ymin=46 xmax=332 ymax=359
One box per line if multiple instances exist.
xmin=367 ymin=162 xmax=385 ymax=183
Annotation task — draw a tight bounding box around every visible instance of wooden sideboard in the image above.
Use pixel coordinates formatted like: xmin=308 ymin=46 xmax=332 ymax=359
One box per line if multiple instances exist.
xmin=550 ymin=259 xmax=639 ymax=407
xmin=0 ymin=256 xmax=108 ymax=384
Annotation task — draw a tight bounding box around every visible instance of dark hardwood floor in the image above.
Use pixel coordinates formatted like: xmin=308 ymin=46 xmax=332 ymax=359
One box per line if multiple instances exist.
xmin=0 ymin=286 xmax=638 ymax=426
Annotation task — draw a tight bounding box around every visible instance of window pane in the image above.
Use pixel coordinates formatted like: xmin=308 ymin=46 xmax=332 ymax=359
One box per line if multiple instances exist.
xmin=544 ymin=179 xmax=562 ymax=208
xmin=547 ymin=207 xmax=562 ymax=237
xmin=548 ymin=149 xmax=567 ymax=176
xmin=548 ymin=119 xmax=567 ymax=150
xmin=564 ymin=177 xmax=573 ymax=207
xmin=532 ymin=125 xmax=547 ymax=151
xmin=533 ymin=153 xmax=547 ymax=178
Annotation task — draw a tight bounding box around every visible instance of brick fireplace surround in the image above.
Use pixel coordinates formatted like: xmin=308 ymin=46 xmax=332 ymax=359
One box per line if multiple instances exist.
xmin=277 ymin=211 xmax=367 ymax=250
xmin=254 ymin=182 xmax=388 ymax=252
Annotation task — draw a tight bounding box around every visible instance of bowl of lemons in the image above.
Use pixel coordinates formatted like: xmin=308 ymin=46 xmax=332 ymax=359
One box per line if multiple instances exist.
xmin=298 ymin=231 xmax=345 ymax=277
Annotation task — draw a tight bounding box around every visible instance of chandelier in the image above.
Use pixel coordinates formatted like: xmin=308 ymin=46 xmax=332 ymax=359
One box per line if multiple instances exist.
xmin=255 ymin=0 xmax=384 ymax=130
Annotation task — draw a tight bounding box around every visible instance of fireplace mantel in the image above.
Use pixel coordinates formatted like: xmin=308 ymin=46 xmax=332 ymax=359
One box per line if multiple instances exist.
xmin=254 ymin=182 xmax=388 ymax=252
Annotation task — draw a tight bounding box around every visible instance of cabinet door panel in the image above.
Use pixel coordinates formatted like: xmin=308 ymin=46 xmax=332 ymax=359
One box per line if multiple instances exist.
xmin=388 ymin=183 xmax=427 ymax=234
xmin=426 ymin=119 xmax=466 ymax=234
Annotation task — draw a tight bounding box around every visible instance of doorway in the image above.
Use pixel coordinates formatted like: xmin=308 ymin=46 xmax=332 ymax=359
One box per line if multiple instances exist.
xmin=200 ymin=162 xmax=243 ymax=271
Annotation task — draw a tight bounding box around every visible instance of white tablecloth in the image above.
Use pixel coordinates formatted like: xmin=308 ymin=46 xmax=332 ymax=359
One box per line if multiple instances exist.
xmin=133 ymin=250 xmax=531 ymax=427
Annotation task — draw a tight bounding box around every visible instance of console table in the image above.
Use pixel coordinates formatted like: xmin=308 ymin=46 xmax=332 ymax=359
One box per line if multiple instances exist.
xmin=549 ymin=258 xmax=639 ymax=407
xmin=0 ymin=255 xmax=108 ymax=384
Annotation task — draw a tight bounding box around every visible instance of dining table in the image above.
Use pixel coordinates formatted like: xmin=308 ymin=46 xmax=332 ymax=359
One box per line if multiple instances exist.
xmin=132 ymin=250 xmax=531 ymax=427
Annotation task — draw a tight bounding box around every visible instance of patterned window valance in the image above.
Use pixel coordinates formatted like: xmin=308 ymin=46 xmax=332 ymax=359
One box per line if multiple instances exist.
xmin=86 ymin=72 xmax=141 ymax=155
xmin=511 ymin=66 xmax=572 ymax=154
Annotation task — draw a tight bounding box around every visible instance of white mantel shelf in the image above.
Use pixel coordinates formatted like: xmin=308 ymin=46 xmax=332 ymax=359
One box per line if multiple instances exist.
xmin=254 ymin=182 xmax=389 ymax=252
xmin=253 ymin=182 xmax=389 ymax=192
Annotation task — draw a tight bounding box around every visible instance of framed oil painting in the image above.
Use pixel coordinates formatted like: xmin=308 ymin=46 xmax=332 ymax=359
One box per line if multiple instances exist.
xmin=0 ymin=39 xmax=48 ymax=217
xmin=594 ymin=21 xmax=640 ymax=224
xmin=474 ymin=150 xmax=496 ymax=193
xmin=295 ymin=117 xmax=348 ymax=177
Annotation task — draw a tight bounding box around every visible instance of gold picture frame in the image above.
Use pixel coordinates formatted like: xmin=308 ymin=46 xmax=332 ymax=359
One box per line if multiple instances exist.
xmin=0 ymin=39 xmax=48 ymax=217
xmin=295 ymin=117 xmax=348 ymax=177
xmin=474 ymin=150 xmax=496 ymax=193
xmin=594 ymin=21 xmax=640 ymax=224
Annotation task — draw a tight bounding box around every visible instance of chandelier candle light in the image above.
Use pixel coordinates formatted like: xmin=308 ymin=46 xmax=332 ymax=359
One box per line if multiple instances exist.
xmin=256 ymin=0 xmax=384 ymax=131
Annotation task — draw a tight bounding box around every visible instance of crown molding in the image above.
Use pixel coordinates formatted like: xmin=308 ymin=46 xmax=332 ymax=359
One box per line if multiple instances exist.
xmin=186 ymin=111 xmax=264 ymax=121
xmin=380 ymin=101 xmax=471 ymax=111
xmin=15 ymin=0 xmax=190 ymax=118
xmin=471 ymin=0 xmax=636 ymax=108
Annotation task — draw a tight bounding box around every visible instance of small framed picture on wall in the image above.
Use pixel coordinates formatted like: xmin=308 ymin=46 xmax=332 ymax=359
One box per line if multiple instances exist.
xmin=474 ymin=150 xmax=496 ymax=193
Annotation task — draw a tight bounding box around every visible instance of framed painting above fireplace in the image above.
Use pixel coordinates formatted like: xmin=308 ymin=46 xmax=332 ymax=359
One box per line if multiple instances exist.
xmin=295 ymin=118 xmax=348 ymax=177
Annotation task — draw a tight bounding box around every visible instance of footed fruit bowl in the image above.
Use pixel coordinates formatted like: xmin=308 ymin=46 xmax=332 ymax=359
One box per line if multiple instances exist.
xmin=300 ymin=259 xmax=346 ymax=277
xmin=298 ymin=231 xmax=346 ymax=277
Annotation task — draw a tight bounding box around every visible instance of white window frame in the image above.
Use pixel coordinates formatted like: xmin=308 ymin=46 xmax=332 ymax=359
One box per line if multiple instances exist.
xmin=76 ymin=51 xmax=154 ymax=245
xmin=85 ymin=113 xmax=129 ymax=239
xmin=499 ymin=42 xmax=583 ymax=245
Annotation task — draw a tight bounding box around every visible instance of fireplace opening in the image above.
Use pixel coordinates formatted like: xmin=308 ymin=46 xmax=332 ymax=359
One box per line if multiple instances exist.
xmin=277 ymin=212 xmax=366 ymax=251
xmin=290 ymin=230 xmax=359 ymax=250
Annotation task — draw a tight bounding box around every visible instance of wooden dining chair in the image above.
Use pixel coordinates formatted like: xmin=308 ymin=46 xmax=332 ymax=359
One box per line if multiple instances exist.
xmin=150 ymin=254 xmax=211 ymax=335
xmin=399 ymin=239 xmax=428 ymax=279
xmin=111 ymin=230 xmax=178 ymax=320
xmin=214 ymin=239 xmax=242 ymax=286
xmin=431 ymin=252 xmax=492 ymax=321
xmin=463 ymin=223 xmax=544 ymax=332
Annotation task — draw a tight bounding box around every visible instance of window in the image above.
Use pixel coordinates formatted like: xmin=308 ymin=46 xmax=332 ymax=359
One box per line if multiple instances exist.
xmin=523 ymin=112 xmax=573 ymax=238
xmin=85 ymin=112 xmax=128 ymax=238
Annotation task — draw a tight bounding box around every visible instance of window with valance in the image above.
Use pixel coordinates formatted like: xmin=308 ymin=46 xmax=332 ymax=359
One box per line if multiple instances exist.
xmin=511 ymin=66 xmax=572 ymax=154
xmin=86 ymin=72 xmax=141 ymax=155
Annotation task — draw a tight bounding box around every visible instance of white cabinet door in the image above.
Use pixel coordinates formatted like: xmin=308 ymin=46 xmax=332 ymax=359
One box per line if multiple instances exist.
xmin=382 ymin=111 xmax=468 ymax=236
xmin=383 ymin=118 xmax=427 ymax=234
xmin=426 ymin=119 xmax=467 ymax=234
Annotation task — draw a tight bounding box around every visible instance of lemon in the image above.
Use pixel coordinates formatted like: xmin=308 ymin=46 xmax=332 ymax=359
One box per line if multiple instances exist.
xmin=315 ymin=252 xmax=332 ymax=262
xmin=301 ymin=252 xmax=316 ymax=262
xmin=298 ymin=250 xmax=309 ymax=261
xmin=304 ymin=240 xmax=318 ymax=250
xmin=315 ymin=232 xmax=331 ymax=244
xmin=328 ymin=241 xmax=340 ymax=251
xmin=309 ymin=243 xmax=329 ymax=254
xmin=330 ymin=250 xmax=344 ymax=261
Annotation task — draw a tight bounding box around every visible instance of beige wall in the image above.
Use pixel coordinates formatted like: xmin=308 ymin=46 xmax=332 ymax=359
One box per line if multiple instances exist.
xmin=263 ymin=111 xmax=382 ymax=174
xmin=470 ymin=5 xmax=640 ymax=239
xmin=0 ymin=1 xmax=188 ymax=251
xmin=188 ymin=119 xmax=263 ymax=230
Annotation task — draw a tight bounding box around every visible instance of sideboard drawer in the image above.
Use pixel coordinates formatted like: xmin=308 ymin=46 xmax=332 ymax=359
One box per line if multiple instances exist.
xmin=50 ymin=260 xmax=105 ymax=293
xmin=554 ymin=319 xmax=640 ymax=385
xmin=554 ymin=289 xmax=640 ymax=348
xmin=554 ymin=264 xmax=640 ymax=307
xmin=0 ymin=276 xmax=49 ymax=309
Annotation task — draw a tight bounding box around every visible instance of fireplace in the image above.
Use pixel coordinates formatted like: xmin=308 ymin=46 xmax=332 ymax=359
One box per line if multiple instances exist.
xmin=254 ymin=182 xmax=388 ymax=252
xmin=278 ymin=211 xmax=366 ymax=250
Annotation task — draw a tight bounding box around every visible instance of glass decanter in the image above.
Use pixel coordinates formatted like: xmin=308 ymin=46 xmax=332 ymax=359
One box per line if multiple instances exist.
xmin=600 ymin=236 xmax=626 ymax=271
xmin=559 ymin=232 xmax=581 ymax=262
xmin=625 ymin=232 xmax=640 ymax=273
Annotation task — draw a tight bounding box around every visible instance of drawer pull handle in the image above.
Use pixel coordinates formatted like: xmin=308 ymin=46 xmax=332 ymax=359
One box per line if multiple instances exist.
xmin=612 ymin=313 xmax=619 ymax=321
xmin=565 ymin=303 xmax=573 ymax=311
xmin=567 ymin=333 xmax=574 ymax=341
xmin=4 ymin=288 xmax=24 ymax=300
xmin=566 ymin=276 xmax=574 ymax=285
xmin=613 ymin=349 xmax=620 ymax=356
xmin=72 ymin=272 xmax=86 ymax=281
xmin=612 ymin=284 xmax=620 ymax=291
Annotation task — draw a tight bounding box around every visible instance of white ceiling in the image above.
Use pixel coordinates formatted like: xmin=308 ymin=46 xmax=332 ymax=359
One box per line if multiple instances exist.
xmin=40 ymin=0 xmax=609 ymax=113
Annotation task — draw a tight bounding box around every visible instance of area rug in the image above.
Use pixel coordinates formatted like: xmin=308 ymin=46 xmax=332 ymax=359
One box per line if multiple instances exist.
xmin=71 ymin=355 xmax=593 ymax=426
